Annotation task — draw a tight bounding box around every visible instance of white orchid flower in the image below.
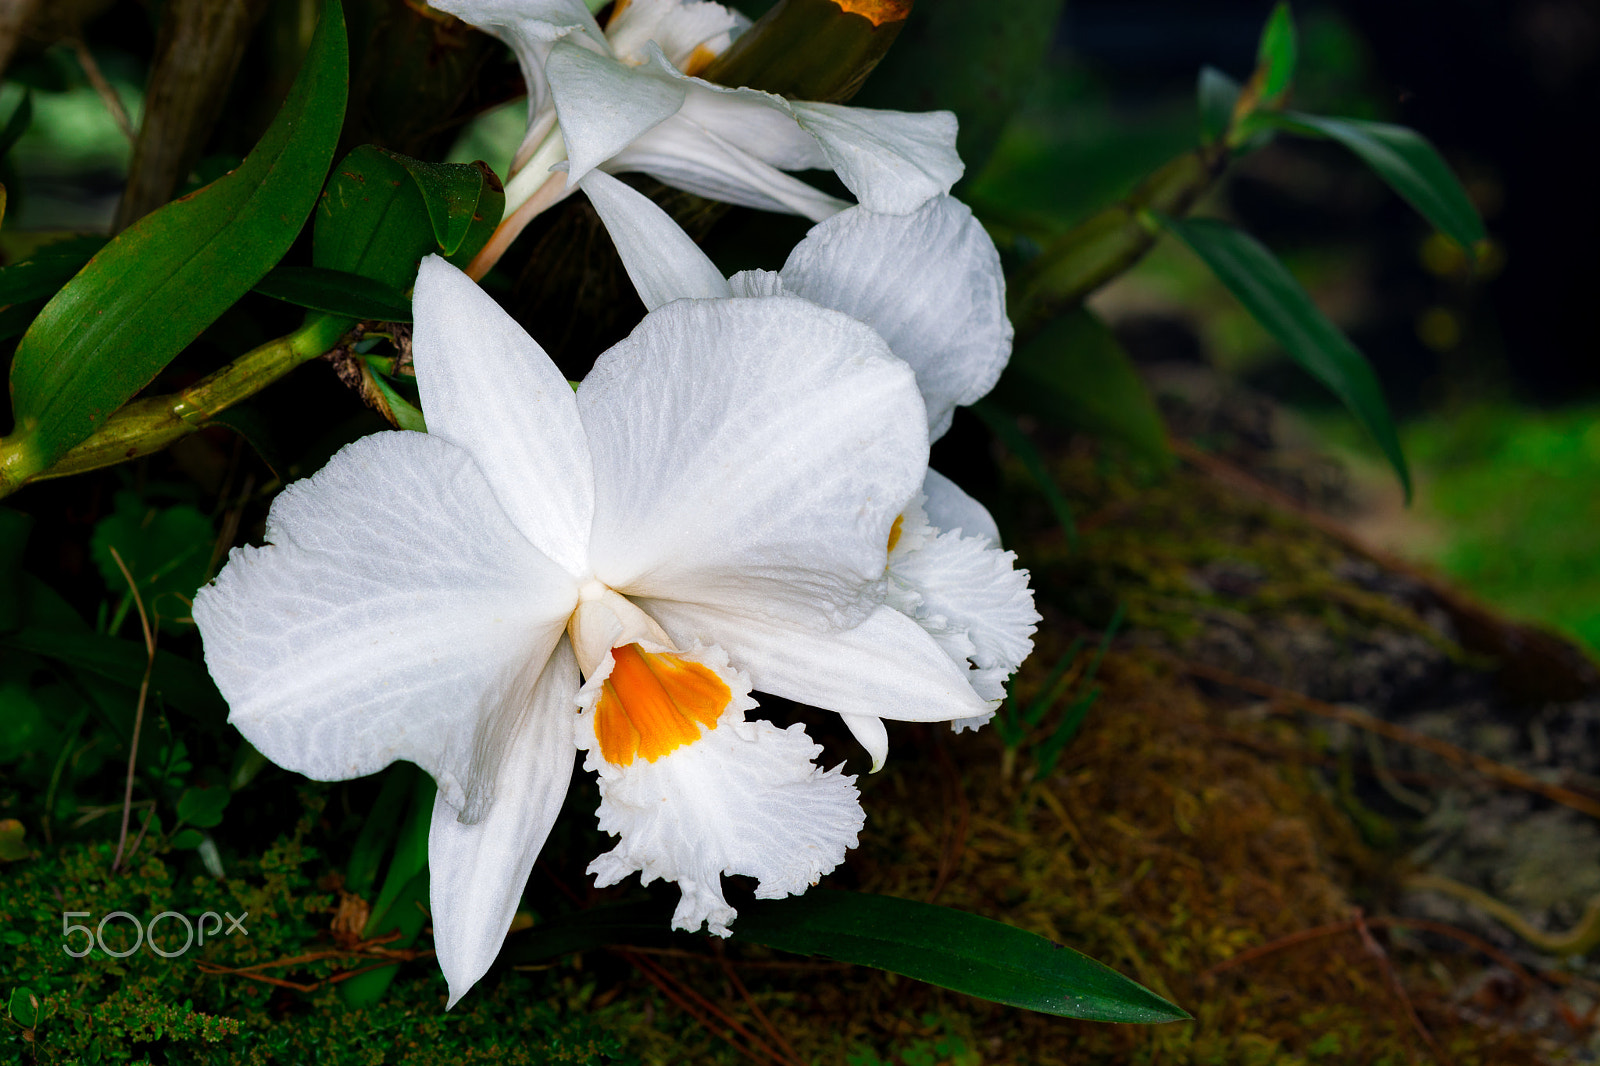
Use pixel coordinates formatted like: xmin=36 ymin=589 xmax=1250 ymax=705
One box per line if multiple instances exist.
xmin=578 ymin=169 xmax=1038 ymax=769
xmin=428 ymin=0 xmax=962 ymax=272
xmin=192 ymin=254 xmax=993 ymax=1006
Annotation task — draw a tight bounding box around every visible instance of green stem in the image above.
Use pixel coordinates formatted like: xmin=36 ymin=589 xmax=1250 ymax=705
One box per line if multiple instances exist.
xmin=1008 ymin=144 xmax=1230 ymax=342
xmin=0 ymin=312 xmax=353 ymax=493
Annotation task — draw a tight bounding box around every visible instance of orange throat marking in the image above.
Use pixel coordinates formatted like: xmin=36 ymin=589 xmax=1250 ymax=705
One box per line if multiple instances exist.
xmin=594 ymin=644 xmax=730 ymax=766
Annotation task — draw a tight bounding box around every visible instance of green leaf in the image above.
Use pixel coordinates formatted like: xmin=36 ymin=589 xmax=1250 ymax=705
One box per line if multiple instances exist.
xmin=176 ymin=784 xmax=230 ymax=828
xmin=171 ymin=828 xmax=205 ymax=849
xmin=2 ymin=575 xmax=226 ymax=725
xmin=7 ymin=985 xmax=38 ymax=1028
xmin=1197 ymin=66 xmax=1240 ymax=145
xmin=972 ymin=401 xmax=1078 ymax=547
xmin=315 ymin=146 xmax=502 ymax=292
xmin=1256 ymin=110 xmax=1486 ymax=253
xmin=1 ymin=0 xmax=348 ymax=482
xmin=0 ymin=236 xmax=108 ymax=307
xmin=1255 ymin=2 xmax=1297 ymax=104
xmin=253 ymin=265 xmax=412 ymax=322
xmin=992 ymin=307 xmax=1172 ymax=468
xmin=345 ymin=763 xmax=417 ymax=899
xmin=1158 ymin=214 xmax=1410 ymax=498
xmin=515 ymin=892 xmax=1188 ymax=1024
xmin=341 ymin=771 xmax=435 ymax=1008
xmin=90 ymin=491 xmax=216 ymax=635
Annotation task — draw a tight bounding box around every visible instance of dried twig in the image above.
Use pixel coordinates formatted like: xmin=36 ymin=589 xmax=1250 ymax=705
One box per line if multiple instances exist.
xmin=69 ymin=37 xmax=133 ymax=141
xmin=108 ymin=545 xmax=155 ymax=873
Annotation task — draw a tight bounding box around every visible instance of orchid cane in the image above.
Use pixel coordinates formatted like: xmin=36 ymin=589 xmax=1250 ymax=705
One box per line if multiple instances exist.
xmin=427 ymin=0 xmax=962 ymax=275
xmin=193 ymin=255 xmax=1000 ymax=1006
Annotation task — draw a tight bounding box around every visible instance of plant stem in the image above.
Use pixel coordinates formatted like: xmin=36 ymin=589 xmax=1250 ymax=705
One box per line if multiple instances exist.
xmin=2 ymin=312 xmax=353 ymax=493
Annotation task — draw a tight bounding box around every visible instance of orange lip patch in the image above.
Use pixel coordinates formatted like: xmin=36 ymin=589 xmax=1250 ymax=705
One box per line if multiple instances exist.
xmin=594 ymin=645 xmax=730 ymax=766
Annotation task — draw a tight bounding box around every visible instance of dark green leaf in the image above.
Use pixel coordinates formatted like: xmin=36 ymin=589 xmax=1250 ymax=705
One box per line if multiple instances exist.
xmin=1257 ymin=110 xmax=1486 ymax=253
xmin=972 ymin=401 xmax=1078 ymax=547
xmin=315 ymin=146 xmax=502 ymax=292
xmin=2 ymin=0 xmax=348 ymax=482
xmin=171 ymin=828 xmax=205 ymax=849
xmin=395 ymin=157 xmax=503 ymax=259
xmin=992 ymin=307 xmax=1172 ymax=468
xmin=1159 ymin=214 xmax=1410 ymax=498
xmin=345 ymin=763 xmax=417 ymax=899
xmin=0 ymin=236 xmax=108 ymax=307
xmin=90 ymin=491 xmax=216 ymax=635
xmin=1197 ymin=66 xmax=1240 ymax=145
xmin=342 ymin=772 xmax=435 ymax=1008
xmin=1255 ymin=2 xmax=1297 ymax=104
xmin=0 ymin=507 xmax=31 ymax=631
xmin=176 ymin=785 xmax=230 ymax=828
xmin=253 ymin=265 xmax=412 ymax=322
xmin=2 ymin=575 xmax=226 ymax=724
xmin=515 ymin=892 xmax=1188 ymax=1024
xmin=0 ymin=92 xmax=32 ymax=162
xmin=7 ymin=986 xmax=38 ymax=1028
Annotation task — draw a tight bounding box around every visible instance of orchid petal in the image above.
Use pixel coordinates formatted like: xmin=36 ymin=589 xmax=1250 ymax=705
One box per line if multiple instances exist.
xmin=578 ymin=169 xmax=731 ymax=310
xmin=193 ymin=431 xmax=578 ymax=815
xmin=545 ymin=40 xmax=688 ymax=185
xmin=577 ymin=649 xmax=862 ymax=936
xmin=780 ymin=197 xmax=1012 ymax=439
xmin=605 ymin=0 xmax=747 ymax=68
xmin=579 ymin=296 xmax=928 ymax=630
xmin=640 ymin=599 xmax=993 ymax=723
xmin=841 ymin=712 xmax=888 ymax=772
xmin=789 ymin=101 xmax=962 ymax=215
xmin=412 ymin=256 xmax=594 ymax=576
xmin=922 ymin=469 xmax=1000 ymax=548
xmin=432 ymin=639 xmax=579 ymax=1008
xmin=612 ymin=115 xmax=849 ymax=220
xmin=890 ymin=527 xmax=1038 ymax=703
xmin=428 ymin=0 xmax=604 ymax=134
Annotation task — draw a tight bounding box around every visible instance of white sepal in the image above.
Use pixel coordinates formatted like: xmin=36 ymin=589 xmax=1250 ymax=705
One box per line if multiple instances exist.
xmin=412 ymin=256 xmax=595 ymax=576
xmin=545 ymin=39 xmax=688 ymax=184
xmin=779 ymin=196 xmax=1011 ymax=440
xmin=578 ymin=169 xmax=732 ymax=310
xmin=840 ymin=713 xmax=888 ymax=773
xmin=193 ymin=431 xmax=578 ymax=816
xmin=430 ymin=640 xmax=581 ymax=1008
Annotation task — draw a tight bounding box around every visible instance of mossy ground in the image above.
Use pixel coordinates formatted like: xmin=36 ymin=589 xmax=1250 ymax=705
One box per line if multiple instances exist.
xmin=2 ymin=445 xmax=1581 ymax=1064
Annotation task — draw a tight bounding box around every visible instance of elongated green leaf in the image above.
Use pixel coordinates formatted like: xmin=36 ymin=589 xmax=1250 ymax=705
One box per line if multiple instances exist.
xmin=1255 ymin=3 xmax=1297 ymax=104
xmin=342 ymin=773 xmax=434 ymax=1007
xmin=992 ymin=307 xmax=1172 ymax=468
xmin=315 ymin=146 xmax=502 ymax=292
xmin=253 ymin=265 xmax=412 ymax=322
xmin=0 ymin=236 xmax=107 ymax=307
xmin=1159 ymin=214 xmax=1410 ymax=498
xmin=2 ymin=0 xmax=348 ymax=480
xmin=345 ymin=764 xmax=418 ymax=899
xmin=3 ymin=624 xmax=225 ymax=722
xmin=1257 ymin=111 xmax=1485 ymax=253
xmin=972 ymin=400 xmax=1078 ymax=547
xmin=513 ymin=892 xmax=1187 ymax=1023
